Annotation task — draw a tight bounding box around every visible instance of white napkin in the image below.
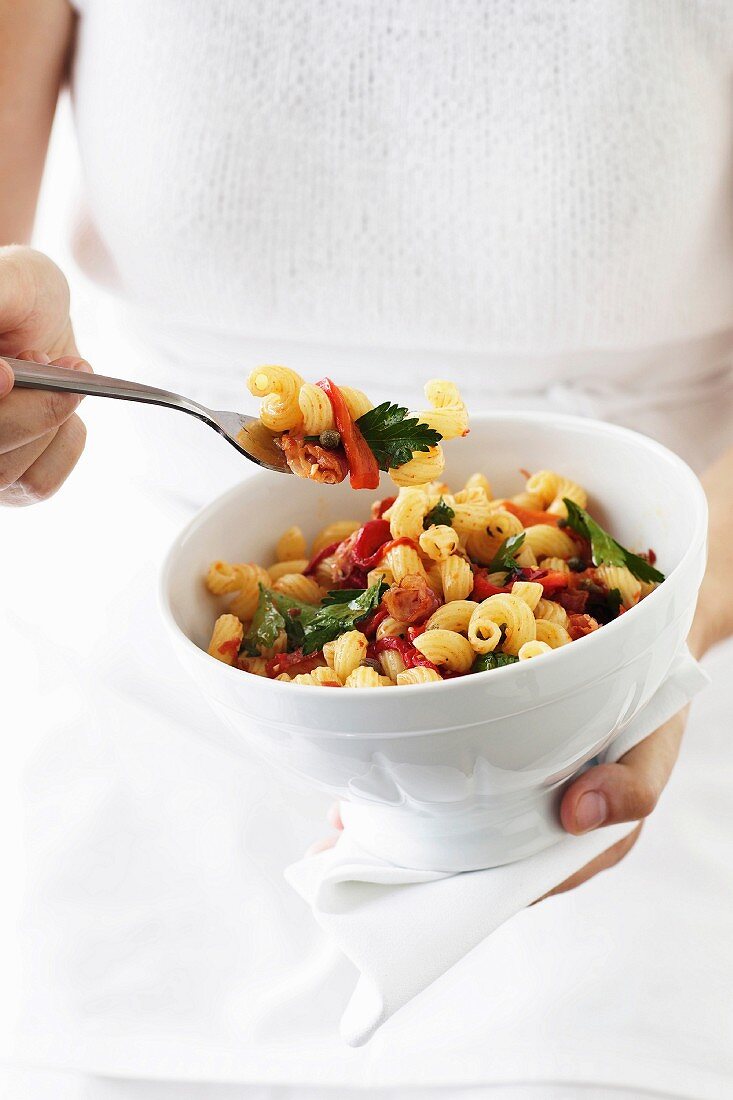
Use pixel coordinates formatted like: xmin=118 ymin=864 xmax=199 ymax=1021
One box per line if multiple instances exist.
xmin=285 ymin=649 xmax=709 ymax=1046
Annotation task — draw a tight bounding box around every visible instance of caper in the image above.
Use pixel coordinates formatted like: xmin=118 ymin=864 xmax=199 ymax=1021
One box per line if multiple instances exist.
xmin=568 ymin=556 xmax=585 ymax=572
xmin=320 ymin=429 xmax=341 ymax=449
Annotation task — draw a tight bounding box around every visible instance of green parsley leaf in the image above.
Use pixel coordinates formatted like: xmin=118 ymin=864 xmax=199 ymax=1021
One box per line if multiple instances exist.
xmin=243 ymin=586 xmax=286 ymax=656
xmin=562 ymin=499 xmax=665 ymax=584
xmin=355 ymin=402 xmax=442 ymax=471
xmin=244 ymin=586 xmax=318 ymax=654
xmin=423 ymin=497 xmax=455 ymax=529
xmin=300 ymin=581 xmax=387 ymax=654
xmin=471 ymin=652 xmax=519 ymax=673
xmin=486 ymin=532 xmax=526 ymax=580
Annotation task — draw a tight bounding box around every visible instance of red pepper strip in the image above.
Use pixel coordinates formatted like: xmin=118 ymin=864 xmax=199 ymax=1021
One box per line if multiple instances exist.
xmin=350 ymin=519 xmax=392 ymax=567
xmin=303 ymin=540 xmax=342 ymax=576
xmin=266 ymin=649 xmax=323 ymax=678
xmin=374 ymin=636 xmax=441 ymax=674
xmin=372 ymin=495 xmax=397 ymax=519
xmin=316 ymin=378 xmax=380 ymax=490
xmin=504 ymin=501 xmax=560 ymax=527
xmin=518 ymin=567 xmax=571 ymax=593
xmin=359 ymin=605 xmax=391 ymax=640
xmin=363 ymin=536 xmax=417 ymax=571
xmin=218 ymin=639 xmax=240 ymax=658
xmin=471 ymin=571 xmax=512 ymax=601
xmin=406 ymin=623 xmax=428 ymax=643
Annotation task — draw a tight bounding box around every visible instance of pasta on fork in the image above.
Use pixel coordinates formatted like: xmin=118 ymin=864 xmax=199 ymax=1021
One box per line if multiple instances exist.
xmin=244 ymin=369 xmax=469 ymax=491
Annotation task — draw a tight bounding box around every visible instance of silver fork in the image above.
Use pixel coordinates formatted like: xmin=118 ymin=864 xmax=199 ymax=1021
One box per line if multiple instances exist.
xmin=6 ymin=358 xmax=291 ymax=474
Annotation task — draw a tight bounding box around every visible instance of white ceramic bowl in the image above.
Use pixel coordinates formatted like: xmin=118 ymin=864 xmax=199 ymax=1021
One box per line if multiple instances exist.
xmin=160 ymin=412 xmax=707 ymax=872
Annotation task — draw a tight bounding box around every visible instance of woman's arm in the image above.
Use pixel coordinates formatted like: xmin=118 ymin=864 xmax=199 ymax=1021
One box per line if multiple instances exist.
xmin=0 ymin=2 xmax=91 ymax=505
xmin=0 ymin=0 xmax=75 ymax=243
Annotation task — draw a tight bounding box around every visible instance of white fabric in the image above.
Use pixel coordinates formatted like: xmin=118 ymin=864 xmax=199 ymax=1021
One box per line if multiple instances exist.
xmin=0 ymin=1067 xmax=670 ymax=1100
xmin=68 ymin=1 xmax=733 ymax=358
xmin=1 ymin=0 xmax=732 ymax=1095
xmin=285 ymin=653 xmax=709 ymax=1046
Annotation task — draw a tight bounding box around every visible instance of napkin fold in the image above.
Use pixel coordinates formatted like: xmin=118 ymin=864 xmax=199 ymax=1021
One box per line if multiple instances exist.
xmin=285 ymin=649 xmax=709 ymax=1046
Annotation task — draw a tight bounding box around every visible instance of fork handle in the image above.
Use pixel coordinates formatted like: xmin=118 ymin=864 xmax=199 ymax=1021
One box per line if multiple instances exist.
xmin=5 ymin=358 xmax=207 ymax=419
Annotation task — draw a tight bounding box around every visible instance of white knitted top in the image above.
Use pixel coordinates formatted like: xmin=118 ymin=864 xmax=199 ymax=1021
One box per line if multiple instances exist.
xmin=71 ymin=0 xmax=733 ymax=365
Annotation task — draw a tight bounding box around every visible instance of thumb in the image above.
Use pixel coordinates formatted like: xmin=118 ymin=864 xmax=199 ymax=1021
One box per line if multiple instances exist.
xmin=0 ymin=357 xmax=13 ymax=398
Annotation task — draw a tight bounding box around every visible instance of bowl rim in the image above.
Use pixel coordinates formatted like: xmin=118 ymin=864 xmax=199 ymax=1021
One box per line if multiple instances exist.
xmin=159 ymin=410 xmax=708 ymax=696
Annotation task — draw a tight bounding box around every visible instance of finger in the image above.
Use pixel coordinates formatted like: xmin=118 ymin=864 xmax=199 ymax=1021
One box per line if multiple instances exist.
xmin=560 ymin=711 xmax=687 ymax=835
xmin=0 ymin=428 xmax=59 ymax=493
xmin=535 ymin=824 xmax=643 ymax=903
xmin=0 ymin=413 xmax=86 ymax=506
xmin=0 ymin=358 xmax=14 ymax=398
xmin=16 ymin=349 xmax=52 ymax=364
xmin=50 ymin=354 xmax=92 ymax=374
xmin=0 ymin=383 xmax=83 ymax=453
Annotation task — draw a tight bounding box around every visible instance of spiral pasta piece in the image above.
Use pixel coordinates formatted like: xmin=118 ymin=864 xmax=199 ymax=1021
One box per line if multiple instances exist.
xmin=534 ymin=598 xmax=569 ymax=627
xmin=378 ymin=648 xmax=407 ymax=681
xmin=332 ymin=630 xmax=369 ymax=682
xmin=518 ymin=640 xmax=553 ymax=660
xmin=440 ymin=555 xmax=474 ymax=602
xmin=534 ymin=620 xmax=572 ymax=648
xmin=538 ymin=556 xmax=570 ymax=573
xmin=522 ymin=524 xmax=577 ymax=560
xmin=510 ymin=580 xmax=544 ymax=611
xmin=227 ymin=564 xmax=272 ymax=621
xmin=465 ymin=509 xmax=524 ymax=565
xmin=207 ymin=614 xmax=244 ymax=665
xmin=388 ymin=488 xmax=430 ymax=540
xmin=467 ymin=605 xmax=503 ymax=654
xmin=310 ymin=666 xmax=343 ymax=686
xmin=389 ymin=445 xmax=445 ymax=488
xmin=464 ymin=472 xmax=492 ymax=497
xmin=340 ymin=386 xmax=374 ymax=420
xmin=396 ymin=666 xmax=443 ymax=685
xmin=419 ymin=523 xmax=460 ymax=562
xmin=272 ymin=573 xmax=325 ymax=604
xmin=375 ymin=616 xmax=408 ymax=640
xmin=426 ymin=600 xmax=478 ymax=634
xmin=275 ymin=525 xmax=307 ymax=562
xmin=268 ymin=558 xmax=310 ymax=582
xmin=469 ymin=593 xmax=536 ymax=656
xmin=345 ymin=666 xmax=393 ymax=688
xmin=413 ymin=629 xmax=475 ymax=674
xmin=382 ymin=542 xmax=427 ymax=583
xmin=298 ymin=383 xmax=335 ymax=435
xmin=595 ymin=564 xmax=642 ymax=608
xmin=247 ymin=364 xmax=304 ymax=432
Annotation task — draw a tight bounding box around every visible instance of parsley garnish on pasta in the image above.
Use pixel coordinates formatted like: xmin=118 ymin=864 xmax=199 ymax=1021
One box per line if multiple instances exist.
xmin=471 ymin=652 xmax=519 ymax=673
xmin=423 ymin=497 xmax=455 ymax=529
xmin=300 ymin=581 xmax=386 ymax=654
xmin=562 ymin=499 xmax=665 ymax=584
xmin=486 ymin=533 xmax=526 ymax=580
xmin=355 ymin=402 xmax=442 ymax=472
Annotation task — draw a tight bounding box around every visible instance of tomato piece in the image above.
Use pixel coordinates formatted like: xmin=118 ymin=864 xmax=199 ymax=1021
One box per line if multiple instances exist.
xmin=504 ymin=501 xmax=561 ymax=527
xmin=350 ymin=519 xmax=392 ymax=566
xmin=372 ymin=495 xmax=397 ymax=519
xmin=471 ymin=570 xmax=511 ymax=601
xmin=317 ymin=378 xmax=380 ymax=490
xmin=303 ymin=540 xmax=342 ymax=576
xmin=374 ymin=636 xmax=441 ymax=674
